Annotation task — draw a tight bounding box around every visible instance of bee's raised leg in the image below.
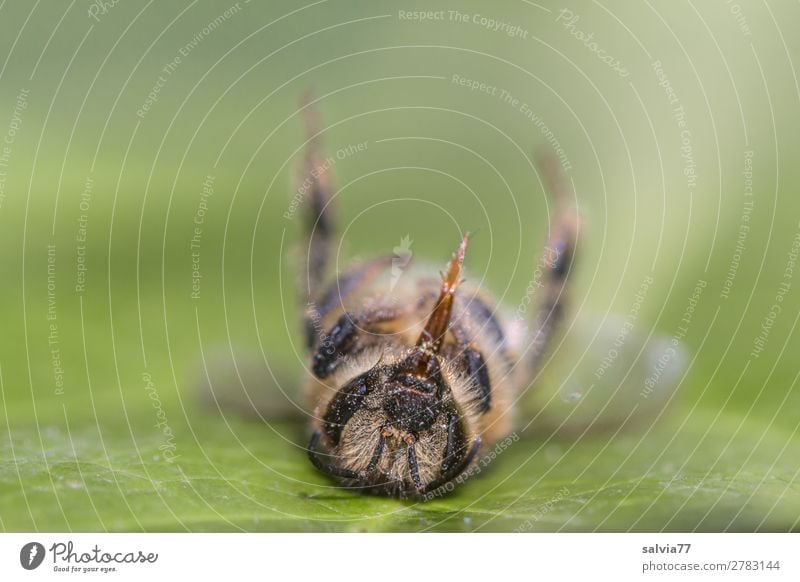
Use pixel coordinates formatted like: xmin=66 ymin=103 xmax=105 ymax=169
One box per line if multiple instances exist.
xmin=527 ymin=154 xmax=579 ymax=376
xmin=297 ymin=93 xmax=337 ymax=306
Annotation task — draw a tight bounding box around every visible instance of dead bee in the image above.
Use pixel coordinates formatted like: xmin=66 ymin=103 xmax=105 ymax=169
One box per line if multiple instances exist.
xmin=296 ymin=96 xmax=578 ymax=498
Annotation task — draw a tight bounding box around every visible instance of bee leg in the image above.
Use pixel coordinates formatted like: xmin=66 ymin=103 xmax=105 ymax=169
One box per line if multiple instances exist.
xmin=297 ymin=92 xmax=337 ymax=305
xmin=307 ymin=430 xmax=360 ymax=480
xmin=409 ymin=413 xmax=483 ymax=495
xmin=441 ymin=413 xmax=465 ymax=474
xmin=311 ymin=313 xmax=358 ymax=379
xmin=304 ymin=255 xmax=393 ymax=351
xmin=422 ymin=436 xmax=482 ymax=494
xmin=406 ymin=439 xmax=424 ymax=492
xmin=462 ymin=348 xmax=491 ymax=413
xmin=447 ymin=324 xmax=492 ymax=414
xmin=311 ymin=306 xmax=406 ymax=379
xmin=528 ymin=153 xmax=579 ymax=376
xmin=364 ymin=427 xmax=388 ymax=474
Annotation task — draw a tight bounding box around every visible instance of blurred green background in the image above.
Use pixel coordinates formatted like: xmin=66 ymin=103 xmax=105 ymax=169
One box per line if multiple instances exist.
xmin=0 ymin=0 xmax=798 ymax=531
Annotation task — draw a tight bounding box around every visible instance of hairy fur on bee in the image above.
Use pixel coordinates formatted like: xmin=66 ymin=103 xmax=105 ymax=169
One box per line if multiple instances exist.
xmin=296 ymin=95 xmax=577 ymax=499
xmin=303 ymin=269 xmax=520 ymax=498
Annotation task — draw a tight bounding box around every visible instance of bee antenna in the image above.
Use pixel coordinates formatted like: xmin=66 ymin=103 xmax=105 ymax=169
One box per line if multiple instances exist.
xmin=415 ymin=233 xmax=470 ymax=369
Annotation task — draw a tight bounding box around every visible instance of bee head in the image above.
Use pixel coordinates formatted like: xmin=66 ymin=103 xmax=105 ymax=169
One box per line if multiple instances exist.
xmin=307 ymin=234 xmax=481 ymax=496
xmin=308 ymin=347 xmax=480 ymax=497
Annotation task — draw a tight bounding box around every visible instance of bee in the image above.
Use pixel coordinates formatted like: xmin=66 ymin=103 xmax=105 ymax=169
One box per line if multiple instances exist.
xmin=296 ymin=96 xmax=578 ymax=498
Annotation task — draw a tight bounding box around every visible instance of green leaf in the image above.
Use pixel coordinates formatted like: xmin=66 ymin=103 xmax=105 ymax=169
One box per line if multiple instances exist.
xmin=1 ymin=0 xmax=800 ymax=535
xmin=2 ymin=406 xmax=797 ymax=532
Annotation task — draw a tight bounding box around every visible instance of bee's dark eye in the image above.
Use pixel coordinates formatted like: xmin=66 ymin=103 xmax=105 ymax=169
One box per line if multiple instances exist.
xmin=323 ymin=376 xmax=373 ymax=445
